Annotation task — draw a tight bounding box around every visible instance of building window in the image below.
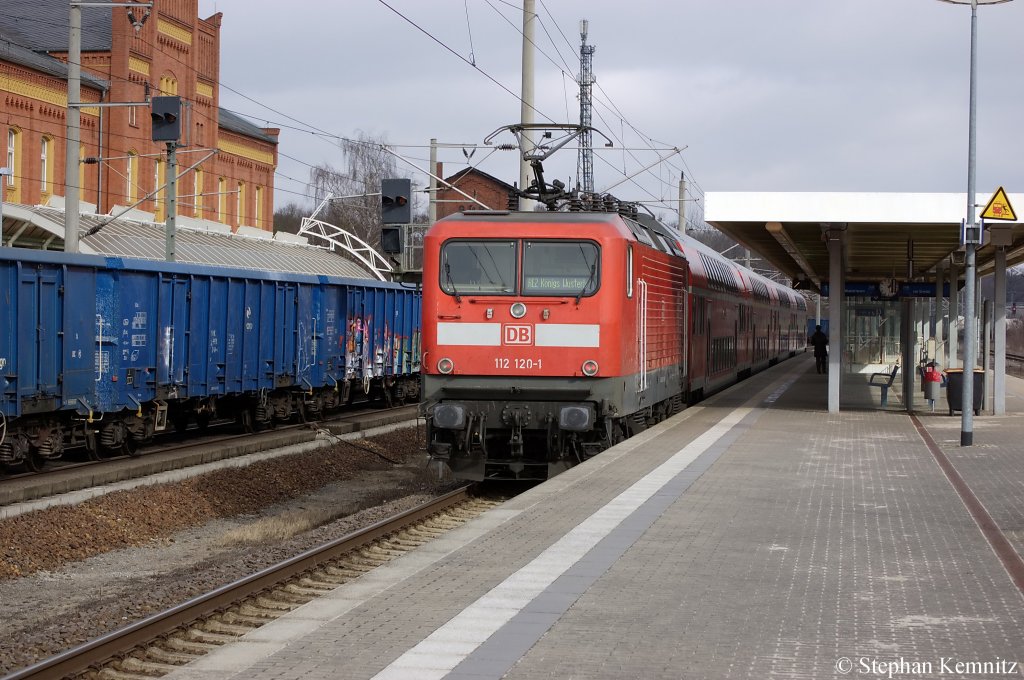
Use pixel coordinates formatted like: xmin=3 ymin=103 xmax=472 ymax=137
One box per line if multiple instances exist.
xmin=40 ymin=136 xmax=52 ymax=196
xmin=217 ymin=177 xmax=226 ymax=222
xmin=5 ymin=128 xmax=17 ymax=196
xmin=237 ymin=181 xmax=245 ymax=226
xmin=6 ymin=129 xmax=15 ymax=187
xmin=194 ymin=168 xmax=203 ymax=217
xmin=128 ymin=105 xmax=137 ymax=127
xmin=159 ymin=74 xmax=178 ymax=95
xmin=254 ymin=185 xmax=262 ymax=228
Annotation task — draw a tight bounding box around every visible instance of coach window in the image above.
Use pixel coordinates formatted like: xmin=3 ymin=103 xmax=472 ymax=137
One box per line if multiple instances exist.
xmin=522 ymin=240 xmax=599 ymax=297
xmin=440 ymin=239 xmax=516 ymax=295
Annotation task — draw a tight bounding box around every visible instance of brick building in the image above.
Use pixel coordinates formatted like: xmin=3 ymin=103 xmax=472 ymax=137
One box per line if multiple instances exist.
xmin=0 ymin=0 xmax=277 ymax=231
xmin=435 ymin=165 xmax=516 ymax=219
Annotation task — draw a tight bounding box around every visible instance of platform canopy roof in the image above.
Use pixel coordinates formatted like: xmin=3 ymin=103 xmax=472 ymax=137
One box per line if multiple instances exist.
xmin=704 ymin=192 xmax=1024 ymax=291
xmin=0 ymin=200 xmax=377 ymax=280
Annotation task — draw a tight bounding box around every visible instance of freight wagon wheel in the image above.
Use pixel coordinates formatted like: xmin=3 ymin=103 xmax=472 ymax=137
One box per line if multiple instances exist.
xmin=122 ymin=436 xmax=141 ymax=458
xmin=84 ymin=431 xmax=101 ymax=461
xmin=196 ymin=414 xmax=212 ymax=432
xmin=238 ymin=410 xmax=255 ymax=434
xmin=23 ymin=450 xmax=44 ymax=473
xmin=172 ymin=415 xmax=190 ymax=434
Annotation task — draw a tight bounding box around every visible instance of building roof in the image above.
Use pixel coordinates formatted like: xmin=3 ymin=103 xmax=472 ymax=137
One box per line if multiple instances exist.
xmin=0 ymin=202 xmax=377 ymax=280
xmin=219 ymin=108 xmax=278 ymax=145
xmin=0 ymin=34 xmax=108 ymax=90
xmin=0 ymin=1 xmax=113 ymax=52
xmin=443 ymin=167 xmax=517 ymax=193
xmin=704 ymin=191 xmax=1024 ymax=288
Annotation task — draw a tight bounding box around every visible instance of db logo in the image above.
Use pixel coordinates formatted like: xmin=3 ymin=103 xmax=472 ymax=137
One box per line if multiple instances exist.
xmin=503 ymin=324 xmax=533 ymax=345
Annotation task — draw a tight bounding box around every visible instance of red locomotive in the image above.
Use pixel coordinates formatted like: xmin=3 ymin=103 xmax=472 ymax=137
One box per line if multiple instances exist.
xmin=422 ymin=126 xmax=806 ymax=481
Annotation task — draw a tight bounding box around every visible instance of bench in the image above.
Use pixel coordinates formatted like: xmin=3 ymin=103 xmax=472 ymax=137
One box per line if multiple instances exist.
xmin=869 ymin=365 xmax=899 ymax=406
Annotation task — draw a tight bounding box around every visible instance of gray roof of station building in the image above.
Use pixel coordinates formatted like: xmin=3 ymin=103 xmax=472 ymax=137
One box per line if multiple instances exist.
xmin=0 ymin=35 xmax=108 ymax=91
xmin=218 ymin=108 xmax=278 ymax=145
xmin=9 ymin=204 xmax=377 ymax=280
xmin=0 ymin=1 xmax=113 ymax=52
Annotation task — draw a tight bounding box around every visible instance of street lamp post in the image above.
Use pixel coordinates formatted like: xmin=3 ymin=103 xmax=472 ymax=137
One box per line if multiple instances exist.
xmin=937 ymin=0 xmax=1013 ymax=446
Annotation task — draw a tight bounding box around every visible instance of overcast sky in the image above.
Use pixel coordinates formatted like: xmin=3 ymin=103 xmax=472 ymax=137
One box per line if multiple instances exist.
xmin=198 ymin=0 xmax=1024 ymax=222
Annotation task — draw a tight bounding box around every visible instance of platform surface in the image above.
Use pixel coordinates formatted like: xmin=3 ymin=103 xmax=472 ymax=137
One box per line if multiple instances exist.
xmin=166 ymin=354 xmax=1024 ymax=680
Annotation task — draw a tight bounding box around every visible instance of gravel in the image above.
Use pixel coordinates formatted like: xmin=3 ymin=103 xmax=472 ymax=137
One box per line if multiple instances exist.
xmin=0 ymin=423 xmax=456 ymax=675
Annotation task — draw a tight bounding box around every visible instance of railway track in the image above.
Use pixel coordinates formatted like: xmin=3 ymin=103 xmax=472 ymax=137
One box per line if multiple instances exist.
xmin=987 ymin=350 xmax=1024 ymax=378
xmin=3 ymin=486 xmax=498 ymax=680
xmin=1 ymin=404 xmax=418 ymax=483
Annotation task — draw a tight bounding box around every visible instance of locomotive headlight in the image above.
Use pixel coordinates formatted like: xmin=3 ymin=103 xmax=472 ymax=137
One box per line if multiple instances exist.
xmin=559 ymin=404 xmax=594 ymax=432
xmin=433 ymin=403 xmax=466 ymax=429
xmin=437 ymin=357 xmax=455 ymax=374
xmin=510 ymin=302 xmax=527 ymax=319
xmin=581 ymin=360 xmax=599 ymax=376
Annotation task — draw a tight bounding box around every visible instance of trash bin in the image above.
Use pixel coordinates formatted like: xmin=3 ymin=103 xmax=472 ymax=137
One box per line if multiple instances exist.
xmin=945 ymin=368 xmax=984 ymax=416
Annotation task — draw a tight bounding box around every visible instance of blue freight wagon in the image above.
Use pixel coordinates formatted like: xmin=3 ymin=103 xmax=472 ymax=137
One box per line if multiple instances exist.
xmin=0 ymin=248 xmax=421 ymax=470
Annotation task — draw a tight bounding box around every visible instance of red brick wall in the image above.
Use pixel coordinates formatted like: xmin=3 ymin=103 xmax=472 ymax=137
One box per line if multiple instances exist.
xmin=1 ymin=1 xmax=276 ymax=232
xmin=0 ymin=61 xmax=102 ymax=207
xmin=436 ymin=166 xmax=513 ymax=219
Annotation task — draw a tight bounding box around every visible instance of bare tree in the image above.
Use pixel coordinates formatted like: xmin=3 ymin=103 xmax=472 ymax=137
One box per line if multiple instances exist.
xmin=273 ymin=202 xmax=307 ymax=235
xmin=308 ymin=132 xmax=412 ymax=246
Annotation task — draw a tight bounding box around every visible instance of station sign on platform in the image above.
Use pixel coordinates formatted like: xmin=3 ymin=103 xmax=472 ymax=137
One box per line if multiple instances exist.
xmin=821 ymin=282 xmax=951 ymax=298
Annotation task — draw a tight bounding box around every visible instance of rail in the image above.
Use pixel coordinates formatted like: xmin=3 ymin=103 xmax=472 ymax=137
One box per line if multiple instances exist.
xmin=2 ymin=486 xmax=475 ymax=680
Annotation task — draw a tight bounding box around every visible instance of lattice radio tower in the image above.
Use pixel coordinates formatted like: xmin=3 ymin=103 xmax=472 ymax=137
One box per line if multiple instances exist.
xmin=577 ymin=19 xmax=596 ymax=194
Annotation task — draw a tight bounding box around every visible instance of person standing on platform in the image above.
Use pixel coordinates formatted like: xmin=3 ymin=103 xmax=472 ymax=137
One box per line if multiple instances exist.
xmin=810 ymin=325 xmax=829 ymax=374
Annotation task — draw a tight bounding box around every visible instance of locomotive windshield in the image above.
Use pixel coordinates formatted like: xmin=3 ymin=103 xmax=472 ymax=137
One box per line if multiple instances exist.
xmin=522 ymin=240 xmax=599 ymax=297
xmin=440 ymin=240 xmax=517 ymax=294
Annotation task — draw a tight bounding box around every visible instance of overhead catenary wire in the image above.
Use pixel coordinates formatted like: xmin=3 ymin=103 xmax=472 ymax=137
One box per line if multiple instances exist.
xmin=3 ymin=6 xmax=701 ymax=216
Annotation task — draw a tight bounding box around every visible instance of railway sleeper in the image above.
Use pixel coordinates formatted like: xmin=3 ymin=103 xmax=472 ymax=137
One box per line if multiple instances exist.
xmin=296 ymin=575 xmax=341 ymax=590
xmin=322 ymin=565 xmax=366 ymax=580
xmin=143 ymin=645 xmax=199 ymax=666
xmin=282 ymin=582 xmax=330 ymax=598
xmin=161 ymin=635 xmax=219 ymax=655
xmin=305 ymin=572 xmax=348 ymax=587
xmin=182 ymin=627 xmax=238 ymax=645
xmin=199 ymin=618 xmax=254 ymax=637
xmin=236 ymin=602 xmax=283 ymax=620
xmin=337 ymin=558 xmax=374 ymax=572
xmin=223 ymin=608 xmax=277 ymax=626
xmin=253 ymin=594 xmax=304 ymax=610
xmin=363 ymin=543 xmax=406 ymax=559
xmin=117 ymin=654 xmax=182 ymax=675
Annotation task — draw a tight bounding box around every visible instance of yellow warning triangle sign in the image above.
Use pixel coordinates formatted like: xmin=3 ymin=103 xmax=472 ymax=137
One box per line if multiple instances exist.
xmin=981 ymin=186 xmax=1017 ymax=221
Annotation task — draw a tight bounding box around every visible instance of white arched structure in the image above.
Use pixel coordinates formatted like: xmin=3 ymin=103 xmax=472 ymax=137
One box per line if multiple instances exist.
xmin=297 ymin=194 xmax=393 ymax=281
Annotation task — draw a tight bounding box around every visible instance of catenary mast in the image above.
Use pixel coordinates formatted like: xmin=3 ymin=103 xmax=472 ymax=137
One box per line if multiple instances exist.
xmin=577 ymin=19 xmax=595 ymax=194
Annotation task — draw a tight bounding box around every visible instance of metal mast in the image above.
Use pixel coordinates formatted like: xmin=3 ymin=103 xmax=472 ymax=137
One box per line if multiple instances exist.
xmin=577 ymin=19 xmax=595 ymax=194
